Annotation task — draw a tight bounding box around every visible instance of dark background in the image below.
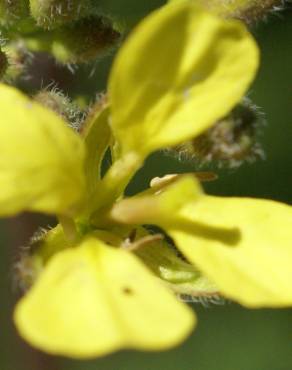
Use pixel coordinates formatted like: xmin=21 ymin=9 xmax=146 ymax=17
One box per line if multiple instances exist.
xmin=1 ymin=2 xmax=292 ymax=370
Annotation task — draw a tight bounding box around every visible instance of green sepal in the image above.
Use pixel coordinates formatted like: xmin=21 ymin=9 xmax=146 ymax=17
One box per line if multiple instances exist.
xmin=135 ymin=229 xmax=218 ymax=297
xmin=81 ymin=102 xmax=112 ymax=205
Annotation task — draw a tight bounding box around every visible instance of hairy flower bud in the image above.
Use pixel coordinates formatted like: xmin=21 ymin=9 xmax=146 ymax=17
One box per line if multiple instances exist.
xmin=169 ymin=0 xmax=285 ymax=23
xmin=3 ymin=42 xmax=32 ymax=81
xmin=216 ymin=0 xmax=284 ymax=23
xmin=0 ymin=0 xmax=29 ymax=26
xmin=51 ymin=16 xmax=121 ymax=63
xmin=34 ymin=88 xmax=85 ymax=130
xmin=0 ymin=49 xmax=8 ymax=78
xmin=173 ymin=98 xmax=265 ymax=168
xmin=14 ymin=226 xmax=68 ymax=292
xmin=29 ymin=0 xmax=92 ymax=29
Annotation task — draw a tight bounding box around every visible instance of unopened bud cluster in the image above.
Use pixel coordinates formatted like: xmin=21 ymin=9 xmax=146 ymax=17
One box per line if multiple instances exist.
xmin=0 ymin=0 xmax=121 ymax=79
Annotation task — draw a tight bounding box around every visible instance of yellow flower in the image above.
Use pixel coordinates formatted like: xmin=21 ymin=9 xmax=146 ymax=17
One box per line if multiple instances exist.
xmin=0 ymin=0 xmax=290 ymax=359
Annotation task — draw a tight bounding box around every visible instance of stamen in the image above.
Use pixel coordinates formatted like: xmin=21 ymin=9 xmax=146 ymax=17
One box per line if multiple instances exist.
xmin=150 ymin=172 xmax=217 ymax=190
xmin=121 ymin=233 xmax=164 ymax=252
xmin=58 ymin=215 xmax=78 ymax=244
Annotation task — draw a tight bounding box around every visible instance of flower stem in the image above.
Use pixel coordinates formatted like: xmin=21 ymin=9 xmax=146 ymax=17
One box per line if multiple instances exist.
xmin=89 ymin=151 xmax=142 ymax=221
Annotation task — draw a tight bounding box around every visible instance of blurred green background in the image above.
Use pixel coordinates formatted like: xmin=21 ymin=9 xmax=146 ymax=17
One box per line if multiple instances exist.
xmin=1 ymin=2 xmax=292 ymax=370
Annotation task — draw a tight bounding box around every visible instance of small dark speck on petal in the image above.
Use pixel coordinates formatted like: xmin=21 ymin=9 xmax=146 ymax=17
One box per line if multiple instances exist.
xmin=122 ymin=287 xmax=134 ymax=295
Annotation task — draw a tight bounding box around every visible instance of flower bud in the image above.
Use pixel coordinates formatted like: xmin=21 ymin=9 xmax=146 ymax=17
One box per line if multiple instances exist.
xmin=29 ymin=0 xmax=91 ymax=29
xmin=14 ymin=226 xmax=67 ymax=292
xmin=0 ymin=0 xmax=29 ymax=26
xmin=0 ymin=49 xmax=8 ymax=79
xmin=51 ymin=16 xmax=121 ymax=63
xmin=2 ymin=42 xmax=31 ymax=81
xmin=14 ymin=228 xmax=46 ymax=292
xmin=220 ymin=0 xmax=284 ymax=23
xmin=169 ymin=0 xmax=284 ymax=24
xmin=34 ymin=88 xmax=85 ymax=131
xmin=173 ymin=98 xmax=265 ymax=168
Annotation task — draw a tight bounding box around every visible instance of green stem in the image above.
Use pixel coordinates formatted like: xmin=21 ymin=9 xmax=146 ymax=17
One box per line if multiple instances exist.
xmin=89 ymin=151 xmax=143 ymax=222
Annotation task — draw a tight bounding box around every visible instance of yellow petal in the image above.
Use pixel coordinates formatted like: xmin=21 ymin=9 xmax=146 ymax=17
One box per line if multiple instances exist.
xmin=169 ymin=196 xmax=292 ymax=307
xmin=111 ymin=176 xmax=292 ymax=307
xmin=110 ymin=175 xmax=203 ymax=225
xmin=14 ymin=238 xmax=195 ymax=358
xmin=109 ymin=2 xmax=259 ymax=157
xmin=0 ymin=84 xmax=85 ymax=216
